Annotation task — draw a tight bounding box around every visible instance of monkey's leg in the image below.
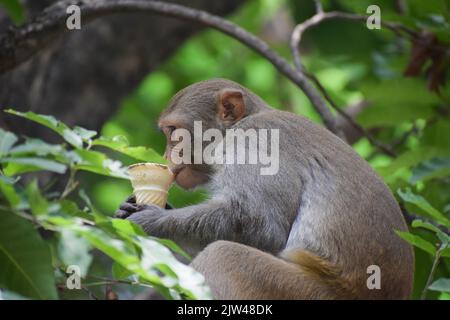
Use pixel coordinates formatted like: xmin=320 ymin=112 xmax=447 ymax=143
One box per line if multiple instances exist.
xmin=191 ymin=240 xmax=346 ymax=299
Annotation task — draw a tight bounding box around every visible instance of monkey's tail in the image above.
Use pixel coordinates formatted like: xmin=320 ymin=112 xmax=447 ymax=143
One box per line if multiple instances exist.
xmin=280 ymin=249 xmax=357 ymax=299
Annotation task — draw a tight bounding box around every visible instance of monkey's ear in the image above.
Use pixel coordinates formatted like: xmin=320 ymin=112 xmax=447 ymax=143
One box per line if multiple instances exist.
xmin=217 ymin=89 xmax=245 ymax=124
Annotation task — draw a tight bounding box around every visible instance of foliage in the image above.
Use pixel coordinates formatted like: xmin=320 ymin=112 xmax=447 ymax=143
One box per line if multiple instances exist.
xmin=0 ymin=0 xmax=25 ymax=25
xmin=0 ymin=111 xmax=211 ymax=300
xmin=1 ymin=0 xmax=450 ymax=300
xmin=99 ymin=0 xmax=450 ymax=300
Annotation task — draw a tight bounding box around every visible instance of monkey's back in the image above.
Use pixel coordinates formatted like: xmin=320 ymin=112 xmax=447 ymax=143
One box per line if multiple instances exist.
xmin=236 ymin=109 xmax=414 ymax=299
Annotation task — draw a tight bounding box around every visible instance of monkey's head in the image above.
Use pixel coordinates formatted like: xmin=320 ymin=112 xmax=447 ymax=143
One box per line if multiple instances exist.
xmin=158 ymin=79 xmax=266 ymax=189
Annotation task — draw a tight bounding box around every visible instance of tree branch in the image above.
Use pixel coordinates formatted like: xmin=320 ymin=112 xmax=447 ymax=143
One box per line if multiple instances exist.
xmin=313 ymin=0 xmax=323 ymax=14
xmin=289 ymin=7 xmax=416 ymax=156
xmin=400 ymin=203 xmax=450 ymax=236
xmin=290 ymin=10 xmax=416 ymax=71
xmin=0 ymin=0 xmax=342 ymax=136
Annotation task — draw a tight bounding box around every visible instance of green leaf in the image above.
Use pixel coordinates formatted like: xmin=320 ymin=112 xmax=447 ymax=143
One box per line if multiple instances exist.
xmin=5 ymin=110 xmax=83 ymax=148
xmin=412 ymin=220 xmax=450 ymax=238
xmin=62 ymin=130 xmax=83 ymax=149
xmin=407 ymin=0 xmax=448 ymax=17
xmin=398 ymin=189 xmax=450 ymax=228
xmin=25 ymin=180 xmax=48 ymax=216
xmin=411 ymin=158 xmax=450 ymax=184
xmin=0 ymin=289 xmax=30 ymax=300
xmin=0 ymin=176 xmax=20 ymax=207
xmin=395 ymin=230 xmax=437 ymax=256
xmin=48 ymin=217 xmax=168 ymax=295
xmin=444 ymin=204 xmax=450 ymax=214
xmin=68 ymin=149 xmax=128 ymax=179
xmin=411 ymin=220 xmax=450 ymax=248
xmin=112 ymin=261 xmax=133 ymax=280
xmin=78 ymin=189 xmax=106 ymax=223
xmin=92 ymin=136 xmax=165 ymax=163
xmin=0 ymin=0 xmax=25 ymax=25
xmin=421 ymin=119 xmax=450 ymax=149
xmin=135 ymin=236 xmax=211 ymax=300
xmin=438 ymin=292 xmax=450 ymax=300
xmin=93 ymin=135 xmax=129 ymax=149
xmin=118 ymin=146 xmax=165 ymax=163
xmin=376 ymin=147 xmax=450 ymax=178
xmin=357 ymin=79 xmax=438 ymax=127
xmin=156 ymin=238 xmax=191 ymax=261
xmin=78 ymin=189 xmax=95 ymax=211
xmin=0 ymin=175 xmax=18 ymax=184
xmin=0 ymin=128 xmax=18 ymax=157
xmin=38 ymin=212 xmax=209 ymax=299
xmin=42 ymin=214 xmax=139 ymax=270
xmin=1 ymin=157 xmax=67 ymax=175
xmin=58 ymin=229 xmax=92 ymax=277
xmin=108 ymin=218 xmax=147 ymax=237
xmin=59 ymin=200 xmax=93 ymax=221
xmin=73 ymin=126 xmax=97 ymax=143
xmin=0 ymin=211 xmax=57 ymax=299
xmin=442 ymin=247 xmax=450 ymax=258
xmin=429 ymin=278 xmax=450 ymax=293
xmin=77 ymin=229 xmax=139 ymax=266
xmin=9 ymin=139 xmax=64 ymax=157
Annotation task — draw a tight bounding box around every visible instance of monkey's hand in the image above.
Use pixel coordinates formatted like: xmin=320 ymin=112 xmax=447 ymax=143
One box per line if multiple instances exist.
xmin=115 ymin=195 xmax=138 ymax=219
xmin=115 ymin=195 xmax=173 ymax=219
xmin=125 ymin=204 xmax=166 ymax=236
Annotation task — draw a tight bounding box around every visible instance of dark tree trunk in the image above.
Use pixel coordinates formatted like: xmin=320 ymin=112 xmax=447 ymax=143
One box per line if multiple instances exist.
xmin=0 ymin=0 xmax=243 ymax=140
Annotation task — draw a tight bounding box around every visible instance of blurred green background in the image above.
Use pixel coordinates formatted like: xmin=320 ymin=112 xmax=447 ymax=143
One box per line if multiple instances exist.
xmin=74 ymin=0 xmax=450 ymax=299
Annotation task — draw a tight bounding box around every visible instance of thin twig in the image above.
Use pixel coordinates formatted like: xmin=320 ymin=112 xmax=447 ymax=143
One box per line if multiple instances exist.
xmin=400 ymin=203 xmax=450 ymax=236
xmin=394 ymin=0 xmax=407 ymax=15
xmin=420 ymin=243 xmax=448 ymax=300
xmin=86 ymin=275 xmax=154 ymax=288
xmin=392 ymin=122 xmax=419 ymax=148
xmin=60 ymin=167 xmax=78 ymax=199
xmin=56 ymin=266 xmax=100 ymax=300
xmin=314 ymin=0 xmax=323 ymax=14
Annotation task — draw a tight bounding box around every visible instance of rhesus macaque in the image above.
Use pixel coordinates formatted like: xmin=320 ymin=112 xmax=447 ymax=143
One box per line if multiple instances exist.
xmin=116 ymin=79 xmax=414 ymax=299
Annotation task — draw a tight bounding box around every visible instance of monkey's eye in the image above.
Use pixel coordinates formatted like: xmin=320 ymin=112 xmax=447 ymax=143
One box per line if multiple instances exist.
xmin=163 ymin=126 xmax=176 ymax=136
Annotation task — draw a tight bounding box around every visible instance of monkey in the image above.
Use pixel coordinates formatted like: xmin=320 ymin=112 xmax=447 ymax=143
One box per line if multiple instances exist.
xmin=116 ymin=78 xmax=414 ymax=299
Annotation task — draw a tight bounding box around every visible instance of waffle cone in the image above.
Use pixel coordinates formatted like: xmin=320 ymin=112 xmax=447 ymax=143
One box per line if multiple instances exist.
xmin=128 ymin=163 xmax=174 ymax=207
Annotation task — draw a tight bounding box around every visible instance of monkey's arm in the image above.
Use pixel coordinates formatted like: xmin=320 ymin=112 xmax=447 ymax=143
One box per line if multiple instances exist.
xmin=124 ymin=197 xmax=287 ymax=253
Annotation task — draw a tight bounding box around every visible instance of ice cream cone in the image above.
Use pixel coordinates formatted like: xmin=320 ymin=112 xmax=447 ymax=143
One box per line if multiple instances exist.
xmin=127 ymin=163 xmax=174 ymax=207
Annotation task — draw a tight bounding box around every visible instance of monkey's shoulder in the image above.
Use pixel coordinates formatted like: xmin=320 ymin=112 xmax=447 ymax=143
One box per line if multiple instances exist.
xmin=239 ymin=109 xmax=307 ymax=129
xmin=238 ymin=110 xmax=344 ymax=146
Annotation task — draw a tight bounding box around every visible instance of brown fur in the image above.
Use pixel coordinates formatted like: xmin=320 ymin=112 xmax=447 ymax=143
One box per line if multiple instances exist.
xmin=122 ymin=79 xmax=414 ymax=299
xmin=192 ymin=242 xmax=345 ymax=299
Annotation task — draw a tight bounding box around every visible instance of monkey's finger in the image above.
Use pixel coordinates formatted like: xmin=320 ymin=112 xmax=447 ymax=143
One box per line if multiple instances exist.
xmin=135 ymin=204 xmax=157 ymax=211
xmin=126 ymin=194 xmax=136 ymax=204
xmin=114 ymin=209 xmax=131 ymax=219
xmin=119 ymin=202 xmax=139 ymax=212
